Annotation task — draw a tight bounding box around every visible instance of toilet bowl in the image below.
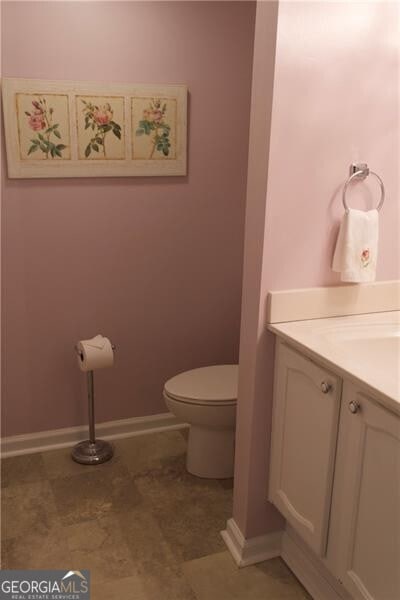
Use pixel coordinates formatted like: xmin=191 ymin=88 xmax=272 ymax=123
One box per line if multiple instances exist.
xmin=163 ymin=364 xmax=238 ymax=479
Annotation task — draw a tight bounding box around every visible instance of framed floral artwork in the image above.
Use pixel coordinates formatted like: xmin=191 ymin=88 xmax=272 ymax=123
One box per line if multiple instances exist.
xmin=76 ymin=95 xmax=125 ymax=160
xmin=132 ymin=97 xmax=177 ymax=160
xmin=16 ymin=93 xmax=71 ymax=161
xmin=2 ymin=78 xmax=187 ymax=178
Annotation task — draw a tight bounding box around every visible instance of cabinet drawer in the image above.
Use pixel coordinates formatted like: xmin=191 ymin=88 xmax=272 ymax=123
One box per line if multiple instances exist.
xmin=269 ymin=342 xmax=342 ymax=556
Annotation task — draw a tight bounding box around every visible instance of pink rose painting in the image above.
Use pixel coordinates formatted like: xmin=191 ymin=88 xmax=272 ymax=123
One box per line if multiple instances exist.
xmin=81 ymin=100 xmax=122 ymax=158
xmin=135 ymin=99 xmax=171 ymax=158
xmin=7 ymin=82 xmax=185 ymax=175
xmin=25 ymin=97 xmax=67 ymax=158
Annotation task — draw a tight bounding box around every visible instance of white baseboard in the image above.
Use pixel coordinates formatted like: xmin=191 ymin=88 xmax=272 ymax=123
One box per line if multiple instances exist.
xmin=221 ymin=520 xmax=350 ymax=600
xmin=1 ymin=412 xmax=188 ymax=458
xmin=221 ymin=518 xmax=282 ymax=568
xmin=281 ymin=530 xmax=348 ymax=600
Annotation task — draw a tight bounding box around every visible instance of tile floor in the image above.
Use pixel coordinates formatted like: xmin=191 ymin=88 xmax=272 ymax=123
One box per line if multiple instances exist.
xmin=1 ymin=430 xmax=311 ymax=599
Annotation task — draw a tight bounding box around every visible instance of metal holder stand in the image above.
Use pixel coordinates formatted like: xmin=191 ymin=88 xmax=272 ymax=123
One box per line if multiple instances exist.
xmin=72 ymin=361 xmax=114 ymax=466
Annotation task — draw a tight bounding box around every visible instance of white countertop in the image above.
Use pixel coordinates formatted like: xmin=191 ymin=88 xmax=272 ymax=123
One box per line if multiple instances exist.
xmin=268 ymin=311 xmax=400 ymax=415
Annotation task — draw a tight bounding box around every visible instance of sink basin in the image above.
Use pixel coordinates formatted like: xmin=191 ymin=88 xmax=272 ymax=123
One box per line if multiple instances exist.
xmin=323 ymin=319 xmax=400 ymax=377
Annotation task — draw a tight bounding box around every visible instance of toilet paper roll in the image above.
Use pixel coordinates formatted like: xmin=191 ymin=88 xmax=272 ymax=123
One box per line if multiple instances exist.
xmin=76 ymin=334 xmax=114 ymax=372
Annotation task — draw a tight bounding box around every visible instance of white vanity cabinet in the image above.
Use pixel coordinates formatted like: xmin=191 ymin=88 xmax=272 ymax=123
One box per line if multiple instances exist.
xmin=269 ymin=342 xmax=342 ymax=557
xmin=269 ymin=340 xmax=400 ymax=600
xmin=328 ymin=382 xmax=400 ymax=600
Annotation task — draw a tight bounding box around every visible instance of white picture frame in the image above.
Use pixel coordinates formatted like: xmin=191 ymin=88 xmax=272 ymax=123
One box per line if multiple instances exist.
xmin=2 ymin=78 xmax=187 ymax=178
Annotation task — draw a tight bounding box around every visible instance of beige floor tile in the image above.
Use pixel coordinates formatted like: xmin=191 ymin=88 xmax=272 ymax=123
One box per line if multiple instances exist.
xmin=136 ymin=471 xmax=232 ymax=562
xmin=116 ymin=431 xmax=187 ymax=477
xmin=183 ymin=551 xmax=310 ymax=600
xmin=155 ymin=500 xmax=229 ymax=562
xmin=141 ymin=566 xmax=197 ymax=600
xmin=0 ymin=431 xmax=293 ymax=600
xmin=118 ymin=505 xmax=198 ymax=599
xmin=91 ymin=575 xmax=149 ymax=600
xmin=135 ymin=454 xmax=228 ymax=507
xmin=117 ymin=506 xmax=177 ymax=573
xmin=1 ymin=453 xmax=47 ymax=488
xmin=65 ymin=515 xmax=137 ymax=585
xmin=3 ymin=524 xmax=72 ymax=569
xmin=0 ymin=543 xmax=8 ymax=569
xmin=42 ymin=445 xmax=123 ymax=479
xmin=49 ymin=463 xmax=142 ymax=525
xmin=1 ymin=480 xmax=59 ymax=540
xmin=256 ymin=560 xmax=312 ymax=599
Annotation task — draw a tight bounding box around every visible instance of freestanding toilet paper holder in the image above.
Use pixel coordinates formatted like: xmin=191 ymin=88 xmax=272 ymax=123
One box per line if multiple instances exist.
xmin=72 ymin=343 xmax=116 ymax=465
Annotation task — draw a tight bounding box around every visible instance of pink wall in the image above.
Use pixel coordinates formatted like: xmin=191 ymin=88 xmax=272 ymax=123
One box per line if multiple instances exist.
xmin=1 ymin=1 xmax=256 ymax=436
xmin=264 ymin=1 xmax=399 ymax=289
xmin=233 ymin=1 xmax=399 ymax=538
xmin=232 ymin=0 xmax=283 ymax=539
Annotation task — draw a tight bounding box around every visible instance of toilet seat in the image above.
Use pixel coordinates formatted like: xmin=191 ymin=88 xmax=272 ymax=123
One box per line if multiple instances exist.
xmin=163 ymin=365 xmax=238 ymax=406
xmin=164 ymin=391 xmax=236 ymax=407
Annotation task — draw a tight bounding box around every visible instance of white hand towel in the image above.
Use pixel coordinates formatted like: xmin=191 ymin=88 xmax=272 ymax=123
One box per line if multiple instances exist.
xmin=332 ymin=209 xmax=379 ymax=283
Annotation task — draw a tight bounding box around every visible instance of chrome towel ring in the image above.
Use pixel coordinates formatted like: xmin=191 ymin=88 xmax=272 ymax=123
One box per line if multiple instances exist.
xmin=342 ymin=163 xmax=385 ymax=213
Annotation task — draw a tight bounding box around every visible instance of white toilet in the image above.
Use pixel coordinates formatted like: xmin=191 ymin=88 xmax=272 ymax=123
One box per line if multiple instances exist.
xmin=163 ymin=364 xmax=238 ymax=479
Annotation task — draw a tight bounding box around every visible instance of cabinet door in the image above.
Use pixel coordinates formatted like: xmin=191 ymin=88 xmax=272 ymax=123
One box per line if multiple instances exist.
xmin=328 ymin=382 xmax=400 ymax=600
xmin=269 ymin=342 xmax=341 ymax=556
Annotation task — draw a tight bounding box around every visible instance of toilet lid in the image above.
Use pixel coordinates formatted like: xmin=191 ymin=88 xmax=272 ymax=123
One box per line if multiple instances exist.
xmin=164 ymin=365 xmax=238 ymax=405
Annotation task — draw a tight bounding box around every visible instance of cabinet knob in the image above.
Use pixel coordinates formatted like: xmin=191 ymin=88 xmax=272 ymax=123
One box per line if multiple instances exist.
xmin=321 ymin=381 xmax=332 ymax=394
xmin=349 ymin=400 xmax=360 ymax=414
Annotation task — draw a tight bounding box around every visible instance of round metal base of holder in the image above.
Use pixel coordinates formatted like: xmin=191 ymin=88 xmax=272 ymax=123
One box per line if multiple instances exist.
xmin=71 ymin=439 xmax=114 ymax=465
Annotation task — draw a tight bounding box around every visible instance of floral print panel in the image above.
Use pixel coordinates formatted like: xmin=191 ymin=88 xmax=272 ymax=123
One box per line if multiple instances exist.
xmin=4 ymin=79 xmax=187 ymax=177
xmin=16 ymin=93 xmax=70 ymax=160
xmin=76 ymin=96 xmax=125 ymax=160
xmin=132 ymin=97 xmax=177 ymax=160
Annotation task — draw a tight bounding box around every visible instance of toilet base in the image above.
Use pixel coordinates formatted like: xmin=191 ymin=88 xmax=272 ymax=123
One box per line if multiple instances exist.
xmin=186 ymin=425 xmax=235 ymax=479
